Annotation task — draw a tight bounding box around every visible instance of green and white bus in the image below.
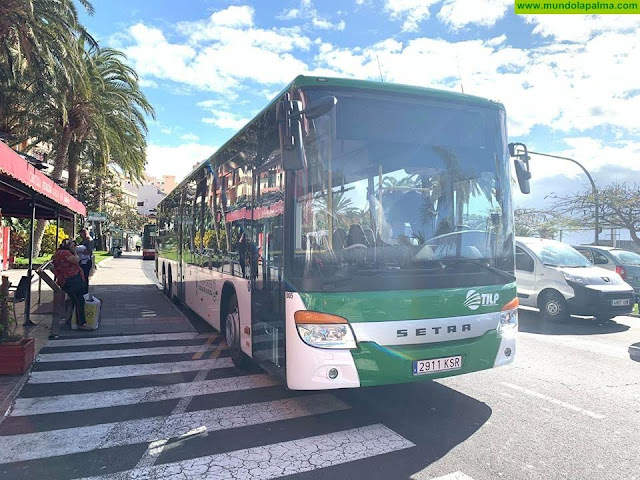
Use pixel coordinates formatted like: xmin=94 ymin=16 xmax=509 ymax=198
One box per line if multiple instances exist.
xmin=155 ymin=76 xmax=531 ymax=390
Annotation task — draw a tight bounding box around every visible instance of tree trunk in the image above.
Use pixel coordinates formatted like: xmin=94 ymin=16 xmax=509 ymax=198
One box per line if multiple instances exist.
xmin=35 ymin=126 xmax=73 ymax=257
xmin=51 ymin=126 xmax=72 ymax=182
xmin=94 ymin=174 xmax=105 ymax=250
xmin=32 ymin=219 xmax=47 ymax=259
xmin=630 ymin=228 xmax=640 ymax=249
xmin=67 ymin=154 xmax=79 ymax=193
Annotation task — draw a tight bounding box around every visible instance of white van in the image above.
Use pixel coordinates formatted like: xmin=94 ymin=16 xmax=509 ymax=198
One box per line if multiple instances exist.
xmin=515 ymin=237 xmax=634 ymax=321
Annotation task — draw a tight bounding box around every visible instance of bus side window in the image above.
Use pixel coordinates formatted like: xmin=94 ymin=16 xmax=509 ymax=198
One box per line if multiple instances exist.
xmin=515 ymin=247 xmax=534 ymax=273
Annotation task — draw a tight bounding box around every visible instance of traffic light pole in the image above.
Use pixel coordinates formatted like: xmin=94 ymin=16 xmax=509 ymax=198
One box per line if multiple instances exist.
xmin=529 ymin=151 xmax=599 ymax=245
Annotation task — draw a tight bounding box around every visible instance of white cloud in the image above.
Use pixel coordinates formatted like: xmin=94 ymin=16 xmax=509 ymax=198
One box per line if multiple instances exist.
xmin=437 ymin=0 xmax=512 ymax=29
xmin=146 ymin=143 xmax=217 ymax=181
xmin=208 ymin=5 xmax=253 ymax=27
xmin=278 ymin=8 xmax=301 ymax=20
xmin=180 ymin=133 xmax=199 ymax=142
xmin=280 ymin=1 xmax=346 ymax=31
xmin=202 ymin=111 xmax=251 ymax=130
xmin=160 ymin=128 xmax=172 ymax=135
xmin=138 ymin=78 xmax=158 ymax=88
xmin=120 ymin=6 xmax=311 ymax=94
xmin=524 ymin=14 xmax=640 ymax=42
xmin=313 ymin=28 xmax=640 ymax=138
xmin=385 ymin=0 xmax=440 ymax=32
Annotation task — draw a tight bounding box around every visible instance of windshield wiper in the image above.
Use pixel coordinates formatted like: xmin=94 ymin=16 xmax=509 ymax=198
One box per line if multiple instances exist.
xmin=438 ymin=257 xmax=515 ymax=281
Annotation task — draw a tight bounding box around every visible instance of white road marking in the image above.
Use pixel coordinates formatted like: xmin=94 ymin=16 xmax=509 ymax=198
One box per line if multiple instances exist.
xmin=0 ymin=394 xmax=350 ymax=464
xmin=430 ymin=473 xmax=475 ymax=480
xmin=501 ymin=382 xmax=605 ymax=419
xmin=133 ymin=341 xmax=226 ymax=469
xmin=37 ymin=344 xmax=217 ymax=362
xmin=28 ymin=358 xmax=234 ymax=384
xmin=46 ymin=333 xmax=202 ymax=348
xmin=10 ymin=374 xmax=279 ymax=416
xmin=78 ymin=424 xmax=414 ymax=480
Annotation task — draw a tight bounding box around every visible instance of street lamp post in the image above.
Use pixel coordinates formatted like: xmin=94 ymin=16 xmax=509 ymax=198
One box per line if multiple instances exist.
xmin=528 ymin=151 xmax=599 ymax=245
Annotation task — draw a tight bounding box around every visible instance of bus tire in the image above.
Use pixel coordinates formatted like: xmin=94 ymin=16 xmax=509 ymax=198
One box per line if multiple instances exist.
xmin=539 ymin=290 xmax=568 ymax=322
xmin=224 ymin=293 xmax=250 ymax=369
xmin=162 ymin=265 xmax=167 ymax=295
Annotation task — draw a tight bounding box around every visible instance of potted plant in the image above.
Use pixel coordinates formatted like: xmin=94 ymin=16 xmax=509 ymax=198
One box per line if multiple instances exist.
xmin=0 ymin=276 xmax=35 ymax=375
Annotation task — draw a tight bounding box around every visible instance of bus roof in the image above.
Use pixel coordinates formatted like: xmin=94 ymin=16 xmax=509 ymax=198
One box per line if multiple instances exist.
xmin=169 ymin=75 xmax=505 ymax=195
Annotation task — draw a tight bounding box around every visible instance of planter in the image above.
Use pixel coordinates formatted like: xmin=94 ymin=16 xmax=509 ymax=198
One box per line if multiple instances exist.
xmin=0 ymin=338 xmax=35 ymax=375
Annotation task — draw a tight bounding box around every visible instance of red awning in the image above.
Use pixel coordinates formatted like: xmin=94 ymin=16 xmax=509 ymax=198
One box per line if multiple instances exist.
xmin=0 ymin=142 xmax=86 ymax=218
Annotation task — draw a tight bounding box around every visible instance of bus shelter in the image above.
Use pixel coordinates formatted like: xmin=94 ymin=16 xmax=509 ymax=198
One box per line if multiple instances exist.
xmin=0 ymin=142 xmax=86 ymax=324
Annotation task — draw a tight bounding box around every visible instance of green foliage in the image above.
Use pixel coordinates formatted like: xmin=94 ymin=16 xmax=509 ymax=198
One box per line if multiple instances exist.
xmin=41 ymin=223 xmax=69 ymax=255
xmin=9 ymin=230 xmax=28 ymax=258
xmin=549 ymin=182 xmax=640 ymax=248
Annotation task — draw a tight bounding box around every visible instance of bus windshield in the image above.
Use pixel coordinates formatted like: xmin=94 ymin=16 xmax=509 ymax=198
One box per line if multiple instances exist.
xmin=292 ymin=87 xmax=515 ymax=292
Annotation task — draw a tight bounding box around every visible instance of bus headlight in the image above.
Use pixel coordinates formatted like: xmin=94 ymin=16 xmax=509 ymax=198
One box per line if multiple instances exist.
xmin=498 ymin=298 xmax=519 ymax=336
xmin=294 ymin=311 xmax=357 ymax=349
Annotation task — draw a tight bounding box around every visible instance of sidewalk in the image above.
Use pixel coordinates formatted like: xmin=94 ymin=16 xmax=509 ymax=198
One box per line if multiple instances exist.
xmin=1 ymin=251 xmax=196 ymax=417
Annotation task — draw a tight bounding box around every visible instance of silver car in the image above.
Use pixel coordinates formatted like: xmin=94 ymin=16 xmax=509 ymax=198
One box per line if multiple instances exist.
xmin=573 ymin=245 xmax=640 ymax=303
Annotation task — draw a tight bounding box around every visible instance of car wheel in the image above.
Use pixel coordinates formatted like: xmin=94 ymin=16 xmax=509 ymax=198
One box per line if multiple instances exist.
xmin=540 ymin=291 xmax=568 ymax=321
xmin=225 ymin=293 xmax=250 ymax=369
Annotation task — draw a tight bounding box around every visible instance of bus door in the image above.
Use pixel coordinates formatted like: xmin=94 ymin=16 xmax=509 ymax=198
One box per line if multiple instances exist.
xmin=251 ymin=164 xmax=285 ymax=373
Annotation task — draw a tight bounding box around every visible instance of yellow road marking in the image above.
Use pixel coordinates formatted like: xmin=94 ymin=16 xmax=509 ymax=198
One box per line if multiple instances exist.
xmin=191 ymin=334 xmax=218 ymax=360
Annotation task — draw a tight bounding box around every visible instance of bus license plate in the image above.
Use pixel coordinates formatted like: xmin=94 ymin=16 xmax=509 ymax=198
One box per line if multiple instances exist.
xmin=611 ymin=299 xmax=630 ymax=306
xmin=413 ymin=356 xmax=462 ymax=375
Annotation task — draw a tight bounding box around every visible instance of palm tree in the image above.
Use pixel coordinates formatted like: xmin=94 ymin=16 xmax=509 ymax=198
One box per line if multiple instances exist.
xmin=31 ymin=44 xmax=154 ymax=255
xmin=61 ymin=46 xmax=154 ymax=192
xmin=0 ymin=0 xmax=94 ymax=145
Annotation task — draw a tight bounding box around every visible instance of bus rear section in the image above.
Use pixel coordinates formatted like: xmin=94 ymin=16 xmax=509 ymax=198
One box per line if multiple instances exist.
xmin=142 ymin=224 xmax=156 ymax=260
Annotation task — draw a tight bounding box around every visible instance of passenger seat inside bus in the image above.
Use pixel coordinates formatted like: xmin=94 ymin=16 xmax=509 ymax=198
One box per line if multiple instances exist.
xmin=333 ymin=228 xmax=347 ymax=250
xmin=363 ymin=228 xmax=375 ymax=247
xmin=347 ymin=224 xmax=369 ymax=247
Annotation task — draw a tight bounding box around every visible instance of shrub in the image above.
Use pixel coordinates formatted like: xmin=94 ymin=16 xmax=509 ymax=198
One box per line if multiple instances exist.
xmin=40 ymin=224 xmax=69 ymax=255
xmin=9 ymin=231 xmax=28 ymax=258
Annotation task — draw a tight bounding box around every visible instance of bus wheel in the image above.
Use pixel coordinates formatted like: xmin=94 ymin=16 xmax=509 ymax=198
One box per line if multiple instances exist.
xmin=539 ymin=291 xmax=568 ymax=322
xmin=225 ymin=293 xmax=249 ymax=369
xmin=162 ymin=268 xmax=167 ymax=295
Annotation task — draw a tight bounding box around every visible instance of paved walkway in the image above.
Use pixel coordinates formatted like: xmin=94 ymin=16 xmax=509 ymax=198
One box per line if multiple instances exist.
xmin=0 ymin=252 xmax=195 ymax=417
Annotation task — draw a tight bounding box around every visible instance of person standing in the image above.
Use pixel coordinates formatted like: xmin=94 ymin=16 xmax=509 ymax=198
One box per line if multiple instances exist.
xmin=53 ymin=239 xmax=91 ymax=330
xmin=78 ymin=228 xmax=94 ymax=289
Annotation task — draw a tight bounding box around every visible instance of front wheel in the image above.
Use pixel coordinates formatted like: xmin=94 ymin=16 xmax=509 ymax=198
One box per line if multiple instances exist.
xmin=539 ymin=291 xmax=568 ymax=322
xmin=225 ymin=293 xmax=250 ymax=369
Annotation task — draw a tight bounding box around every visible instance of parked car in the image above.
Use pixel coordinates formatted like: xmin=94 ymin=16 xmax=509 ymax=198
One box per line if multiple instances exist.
xmin=515 ymin=237 xmax=635 ymax=321
xmin=572 ymin=245 xmax=640 ymax=303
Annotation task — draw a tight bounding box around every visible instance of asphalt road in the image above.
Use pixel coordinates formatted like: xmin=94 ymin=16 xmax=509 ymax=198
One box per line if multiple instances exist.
xmin=0 ymin=258 xmax=638 ymax=480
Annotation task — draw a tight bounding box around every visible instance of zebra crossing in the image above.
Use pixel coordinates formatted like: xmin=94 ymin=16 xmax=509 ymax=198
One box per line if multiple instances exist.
xmin=0 ymin=332 xmax=417 ymax=479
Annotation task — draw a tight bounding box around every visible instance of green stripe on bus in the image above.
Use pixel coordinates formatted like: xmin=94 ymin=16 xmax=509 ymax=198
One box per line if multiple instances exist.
xmin=351 ymin=331 xmax=502 ymax=387
xmin=299 ymin=283 xmax=517 ymax=322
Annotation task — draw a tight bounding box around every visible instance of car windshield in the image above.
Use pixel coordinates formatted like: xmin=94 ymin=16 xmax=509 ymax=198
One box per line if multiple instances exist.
xmin=525 ymin=241 xmax=591 ymax=267
xmin=290 ymin=87 xmax=515 ymax=292
xmin=610 ymin=249 xmax=640 ymax=265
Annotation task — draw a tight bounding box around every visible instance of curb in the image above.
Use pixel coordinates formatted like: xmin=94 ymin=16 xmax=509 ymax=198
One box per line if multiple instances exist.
xmin=0 ymin=372 xmax=30 ymax=422
xmin=96 ymin=256 xmax=114 ymax=267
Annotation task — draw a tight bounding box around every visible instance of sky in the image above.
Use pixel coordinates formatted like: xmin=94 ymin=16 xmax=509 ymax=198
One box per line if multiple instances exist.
xmin=80 ymin=0 xmax=640 ymax=212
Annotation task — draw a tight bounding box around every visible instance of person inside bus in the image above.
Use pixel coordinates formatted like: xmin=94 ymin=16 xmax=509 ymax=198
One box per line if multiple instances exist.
xmin=53 ymin=239 xmax=91 ymax=330
xmin=78 ymin=228 xmax=94 ymax=289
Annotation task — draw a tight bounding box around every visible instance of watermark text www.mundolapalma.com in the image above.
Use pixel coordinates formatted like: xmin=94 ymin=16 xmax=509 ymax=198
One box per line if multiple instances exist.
xmin=515 ymin=1 xmax=640 ymax=13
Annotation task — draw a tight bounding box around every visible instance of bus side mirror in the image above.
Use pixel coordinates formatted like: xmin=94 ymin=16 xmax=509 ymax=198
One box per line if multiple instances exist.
xmin=278 ymin=95 xmax=337 ymax=172
xmin=278 ymin=97 xmax=306 ymax=171
xmin=509 ymin=142 xmax=532 ymax=195
xmin=514 ymin=159 xmax=531 ymax=194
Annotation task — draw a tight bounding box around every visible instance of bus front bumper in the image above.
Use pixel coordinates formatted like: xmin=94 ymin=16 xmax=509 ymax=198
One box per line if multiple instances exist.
xmin=351 ymin=330 xmax=509 ymax=387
